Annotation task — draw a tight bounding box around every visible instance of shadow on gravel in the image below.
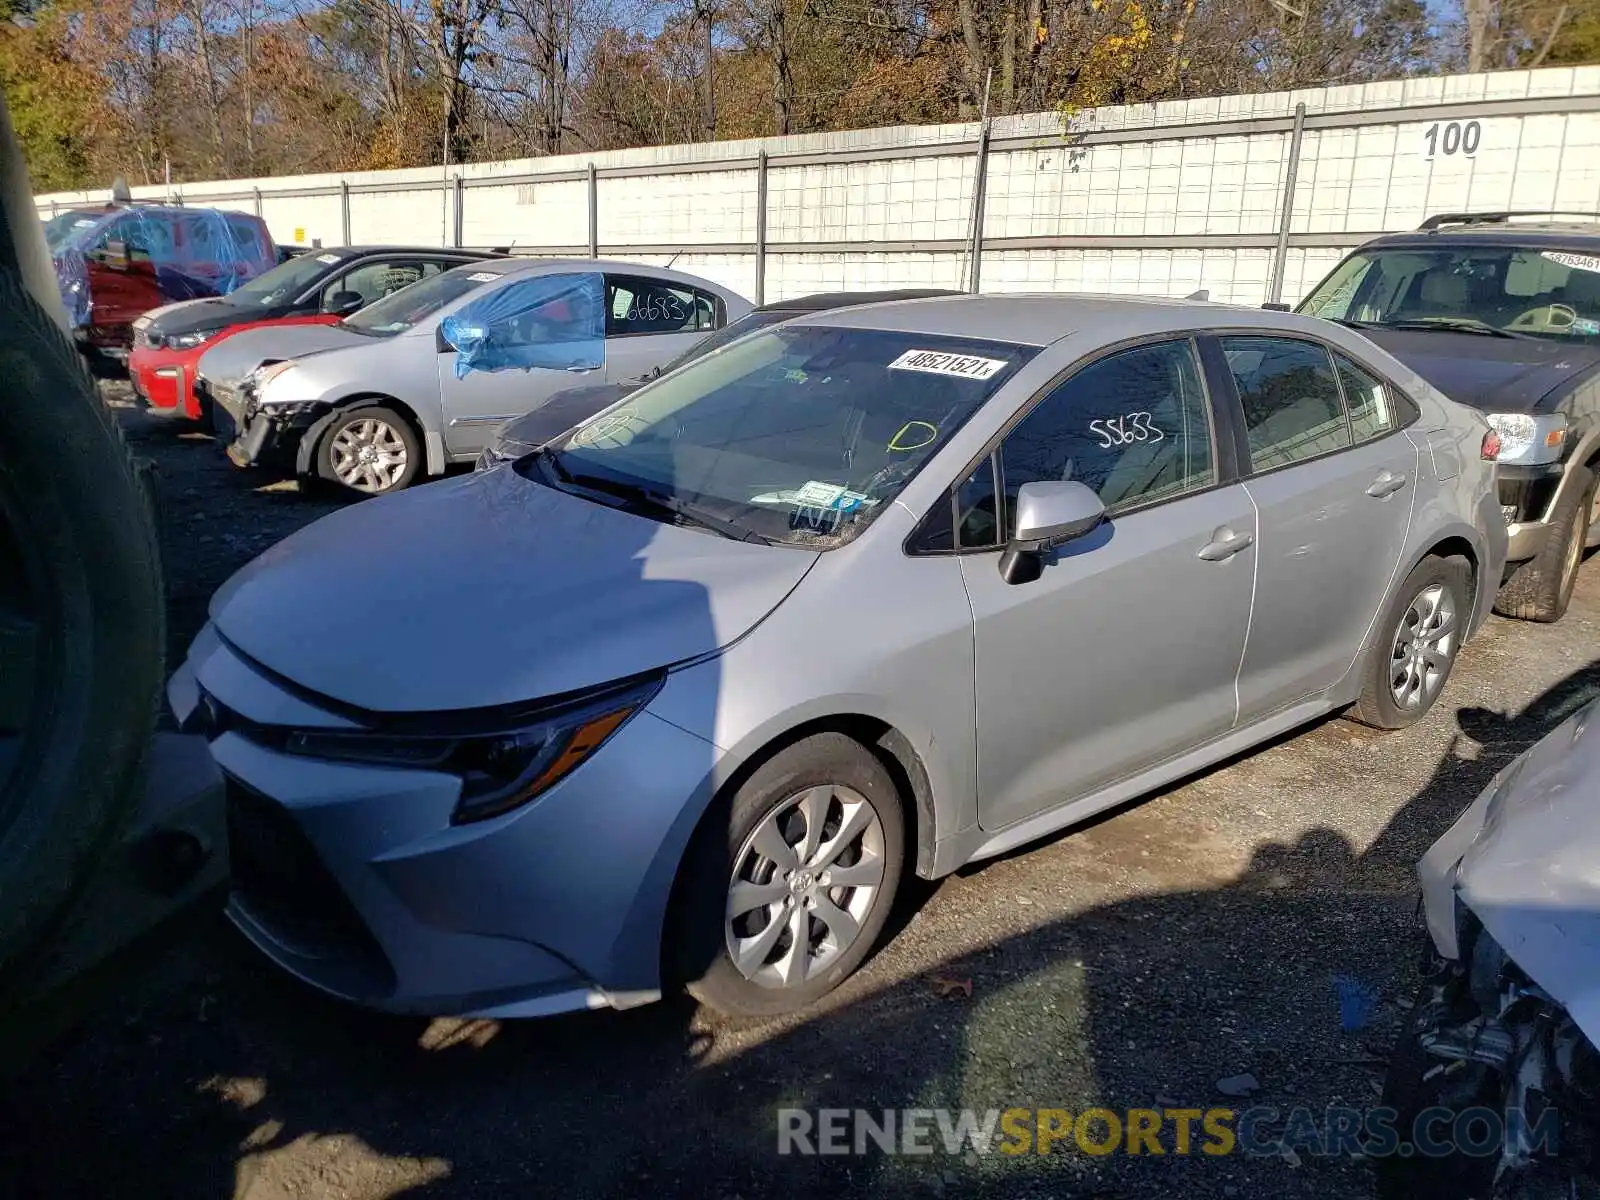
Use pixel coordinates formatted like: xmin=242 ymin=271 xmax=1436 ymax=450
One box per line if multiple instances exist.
xmin=4 ymin=662 xmax=1597 ymax=1200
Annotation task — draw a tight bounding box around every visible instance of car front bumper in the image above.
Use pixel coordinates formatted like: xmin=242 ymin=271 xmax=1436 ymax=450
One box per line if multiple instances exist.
xmin=167 ymin=626 xmax=722 ymax=1018
xmin=1499 ymin=461 xmax=1568 ymax=564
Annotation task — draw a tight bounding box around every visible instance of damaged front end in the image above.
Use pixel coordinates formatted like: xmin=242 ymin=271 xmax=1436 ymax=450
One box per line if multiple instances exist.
xmin=1380 ymin=696 xmax=1600 ymax=1199
xmin=210 ymin=366 xmax=332 ymax=475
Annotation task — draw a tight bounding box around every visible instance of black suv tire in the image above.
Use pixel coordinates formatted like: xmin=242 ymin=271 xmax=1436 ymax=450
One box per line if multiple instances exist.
xmin=1495 ymin=464 xmax=1594 ymax=623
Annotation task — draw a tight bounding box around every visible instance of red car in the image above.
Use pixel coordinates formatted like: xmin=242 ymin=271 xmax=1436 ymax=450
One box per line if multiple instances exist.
xmin=127 ymin=246 xmax=496 ymax=421
xmin=45 ymin=203 xmax=276 ymax=359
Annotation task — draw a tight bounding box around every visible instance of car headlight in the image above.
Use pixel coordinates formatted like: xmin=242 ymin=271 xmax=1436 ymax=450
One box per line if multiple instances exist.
xmin=278 ymin=674 xmax=663 ymax=823
xmin=167 ymin=329 xmax=214 ymax=350
xmin=1485 ymin=412 xmax=1566 ymax=466
xmin=251 ymin=360 xmax=297 ymax=392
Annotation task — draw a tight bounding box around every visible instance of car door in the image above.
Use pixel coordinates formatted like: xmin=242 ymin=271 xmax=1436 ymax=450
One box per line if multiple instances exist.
xmin=1217 ymin=335 xmax=1420 ymax=720
xmin=436 ymin=272 xmax=607 ymax=460
xmin=602 ymin=273 xmax=721 ymax=381
xmin=956 ymin=337 xmax=1258 ymax=833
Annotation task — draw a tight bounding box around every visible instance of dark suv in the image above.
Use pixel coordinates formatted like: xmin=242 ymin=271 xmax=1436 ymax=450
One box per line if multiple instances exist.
xmin=1299 ymin=212 xmax=1600 ymax=622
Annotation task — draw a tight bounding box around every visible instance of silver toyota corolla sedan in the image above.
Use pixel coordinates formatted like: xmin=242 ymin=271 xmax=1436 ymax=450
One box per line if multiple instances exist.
xmin=169 ymin=295 xmax=1508 ymax=1021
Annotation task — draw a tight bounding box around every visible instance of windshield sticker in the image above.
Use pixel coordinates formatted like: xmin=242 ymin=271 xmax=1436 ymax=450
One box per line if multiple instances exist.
xmin=316 ymin=252 xmax=341 ymax=264
xmin=1575 ymin=318 xmax=1600 ymax=336
xmin=751 ymin=483 xmax=873 ymax=512
xmin=73 ymin=217 xmax=97 ymax=227
xmin=467 ymin=271 xmax=501 ymax=282
xmin=784 ymin=368 xmax=808 ymax=383
xmin=888 ymin=349 xmax=1008 ymax=380
xmin=1542 ymin=251 xmax=1600 ymax=275
xmin=887 ymin=420 xmax=939 ymax=452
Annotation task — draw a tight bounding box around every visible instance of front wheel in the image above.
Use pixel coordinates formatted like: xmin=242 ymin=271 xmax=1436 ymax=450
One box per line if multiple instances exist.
xmin=671 ymin=733 xmax=905 ymax=1019
xmin=1349 ymin=555 xmax=1470 ymax=730
xmin=314 ymin=405 xmax=421 ymax=497
xmin=1496 ymin=465 xmax=1594 ymax=623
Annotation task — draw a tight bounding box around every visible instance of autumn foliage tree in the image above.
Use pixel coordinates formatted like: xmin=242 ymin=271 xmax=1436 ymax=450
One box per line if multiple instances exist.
xmin=1 ymin=0 xmax=1590 ymax=191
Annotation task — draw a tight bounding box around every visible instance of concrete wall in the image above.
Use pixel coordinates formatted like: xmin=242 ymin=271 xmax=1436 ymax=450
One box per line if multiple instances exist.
xmin=36 ymin=66 xmax=1600 ymax=308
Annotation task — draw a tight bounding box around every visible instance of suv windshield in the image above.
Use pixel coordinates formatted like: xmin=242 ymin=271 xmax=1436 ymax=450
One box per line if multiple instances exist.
xmin=1299 ymin=246 xmax=1600 ymax=343
xmin=231 ymin=252 xmax=341 ymax=307
xmin=42 ymin=209 xmax=111 ymax=254
xmin=343 ymin=267 xmax=495 ymax=335
xmin=537 ymin=325 xmax=1035 ymax=547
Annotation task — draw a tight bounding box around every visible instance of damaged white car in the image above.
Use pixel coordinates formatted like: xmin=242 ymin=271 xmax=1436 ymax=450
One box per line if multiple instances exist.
xmin=1383 ymin=689 xmax=1600 ymax=1199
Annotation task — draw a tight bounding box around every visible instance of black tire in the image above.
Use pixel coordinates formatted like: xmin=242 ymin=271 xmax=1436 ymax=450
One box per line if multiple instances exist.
xmin=0 ymin=265 xmax=166 ymax=979
xmin=1495 ymin=464 xmax=1594 ymax=623
xmin=671 ymin=733 xmax=905 ymax=1019
xmin=313 ymin=404 xmax=423 ymax=497
xmin=1349 ymin=555 xmax=1471 ymax=730
xmin=1374 ymin=980 xmax=1504 ymax=1200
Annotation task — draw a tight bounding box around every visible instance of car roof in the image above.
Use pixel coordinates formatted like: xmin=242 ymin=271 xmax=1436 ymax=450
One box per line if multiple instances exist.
xmin=1360 ymin=212 xmax=1600 ymax=252
xmin=337 ymin=245 xmax=499 ymax=256
xmin=793 ymin=292 xmax=1336 ymax=346
xmin=440 ymin=255 xmax=739 ymax=294
xmin=756 ymin=288 xmax=964 ymax=314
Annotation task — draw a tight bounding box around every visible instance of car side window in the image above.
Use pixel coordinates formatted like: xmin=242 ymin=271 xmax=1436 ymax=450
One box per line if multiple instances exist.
xmin=997 ymin=339 xmax=1215 ymax=537
xmin=1221 ymin=336 xmax=1352 ymax=473
xmin=605 ymin=275 xmax=719 ymax=336
xmin=1333 ymin=354 xmax=1396 ymax=443
xmin=322 ymin=260 xmax=436 ymax=310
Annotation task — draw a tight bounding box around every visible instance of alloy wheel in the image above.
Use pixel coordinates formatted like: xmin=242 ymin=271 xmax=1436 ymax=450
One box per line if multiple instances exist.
xmin=329 ymin=418 xmax=408 ymax=494
xmin=1389 ymin=582 xmax=1459 ymax=711
xmin=724 ymin=784 xmax=887 ymax=990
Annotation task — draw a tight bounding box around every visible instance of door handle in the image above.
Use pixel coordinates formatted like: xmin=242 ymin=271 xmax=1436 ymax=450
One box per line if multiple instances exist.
xmin=1366 ymin=470 xmax=1409 ymax=498
xmin=1198 ymin=527 xmax=1254 ymax=561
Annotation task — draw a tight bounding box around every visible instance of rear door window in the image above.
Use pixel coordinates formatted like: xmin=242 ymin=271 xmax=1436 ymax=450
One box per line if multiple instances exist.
xmin=1221 ymin=337 xmax=1352 ymax=473
xmin=605 ymin=275 xmax=720 ymax=336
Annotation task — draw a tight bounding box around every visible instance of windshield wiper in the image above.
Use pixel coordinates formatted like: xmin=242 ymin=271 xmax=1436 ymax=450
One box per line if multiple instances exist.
xmin=564 ymin=469 xmax=771 ymax=544
xmin=1378 ymin=317 xmax=1530 ymax=340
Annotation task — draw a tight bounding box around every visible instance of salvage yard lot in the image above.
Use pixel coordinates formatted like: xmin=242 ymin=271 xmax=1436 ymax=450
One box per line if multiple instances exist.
xmin=4 ymin=386 xmax=1598 ymax=1200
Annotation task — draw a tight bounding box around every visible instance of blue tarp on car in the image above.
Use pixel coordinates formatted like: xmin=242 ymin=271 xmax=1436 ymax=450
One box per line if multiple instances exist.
xmin=439 ymin=271 xmax=605 ymax=379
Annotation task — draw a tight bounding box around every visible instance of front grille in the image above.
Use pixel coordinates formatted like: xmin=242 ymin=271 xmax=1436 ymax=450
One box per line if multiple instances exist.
xmin=132 ymin=326 xmax=153 ymax=350
xmin=225 ymin=776 xmax=393 ymax=991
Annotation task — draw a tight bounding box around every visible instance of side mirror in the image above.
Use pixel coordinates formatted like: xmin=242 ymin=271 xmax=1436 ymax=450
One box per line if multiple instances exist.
xmin=435 ymin=325 xmax=456 ymax=353
xmin=325 ymin=290 xmax=365 ymax=316
xmin=998 ymin=481 xmax=1105 ymax=586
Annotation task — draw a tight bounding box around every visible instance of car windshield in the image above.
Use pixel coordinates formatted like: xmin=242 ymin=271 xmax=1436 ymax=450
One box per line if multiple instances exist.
xmin=230 ymin=252 xmax=341 ymax=307
xmin=536 ymin=325 xmax=1036 ymax=547
xmin=1298 ymin=246 xmax=1600 ymax=343
xmin=343 ymin=267 xmax=495 ymax=335
xmin=42 ymin=209 xmax=111 ymax=254
xmin=652 ymin=309 xmax=797 ymax=376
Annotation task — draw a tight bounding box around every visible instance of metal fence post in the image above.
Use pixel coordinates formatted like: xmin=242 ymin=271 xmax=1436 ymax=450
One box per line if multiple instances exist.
xmin=754 ymin=150 xmax=768 ymax=305
xmin=587 ymin=163 xmax=599 ymax=258
xmin=453 ymin=174 xmax=465 ymax=247
xmin=1268 ymin=102 xmax=1307 ymax=306
xmin=252 ymin=187 xmax=262 ymax=218
xmin=966 ymin=119 xmax=992 ymax=294
xmin=340 ymin=180 xmax=351 ymax=244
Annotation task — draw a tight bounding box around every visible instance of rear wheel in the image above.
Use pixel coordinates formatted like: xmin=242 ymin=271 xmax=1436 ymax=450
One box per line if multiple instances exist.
xmin=671 ymin=733 xmax=905 ymax=1019
xmin=314 ymin=404 xmax=421 ymax=496
xmin=1497 ymin=465 xmax=1594 ymax=622
xmin=1350 ymin=555 xmax=1469 ymax=730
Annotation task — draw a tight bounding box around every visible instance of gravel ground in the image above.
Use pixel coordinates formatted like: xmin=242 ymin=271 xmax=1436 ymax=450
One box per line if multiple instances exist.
xmin=4 ymin=385 xmax=1598 ymax=1200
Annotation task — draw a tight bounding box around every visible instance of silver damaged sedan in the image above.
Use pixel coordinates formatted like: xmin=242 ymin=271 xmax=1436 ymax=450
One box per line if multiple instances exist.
xmin=169 ymin=295 xmax=1509 ymax=1019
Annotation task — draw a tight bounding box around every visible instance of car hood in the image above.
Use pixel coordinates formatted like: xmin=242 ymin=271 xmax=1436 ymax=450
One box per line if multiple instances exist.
xmin=1419 ymin=695 xmax=1600 ymax=1044
xmin=210 ymin=465 xmax=819 ymax=713
xmin=149 ymin=295 xmax=265 ymax=337
xmin=1359 ymin=328 xmax=1600 ymax=413
xmin=195 ymin=323 xmax=372 ymax=388
xmin=493 ymin=381 xmax=642 ymax=452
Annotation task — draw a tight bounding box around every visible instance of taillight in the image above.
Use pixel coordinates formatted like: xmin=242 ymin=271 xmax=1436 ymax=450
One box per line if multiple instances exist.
xmin=1481 ymin=430 xmax=1502 ymax=460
